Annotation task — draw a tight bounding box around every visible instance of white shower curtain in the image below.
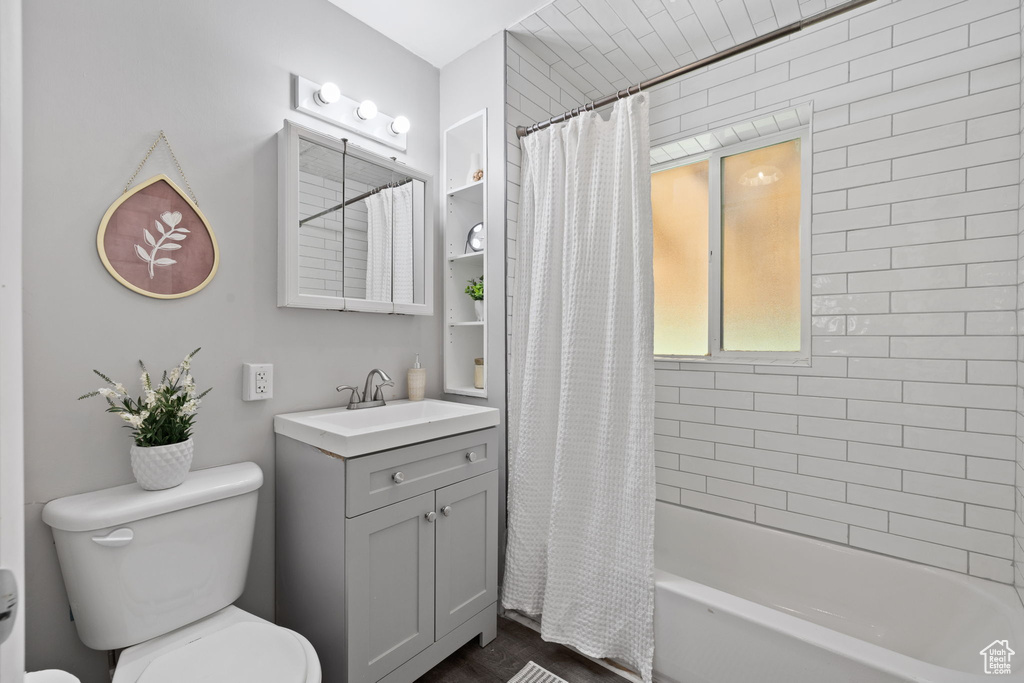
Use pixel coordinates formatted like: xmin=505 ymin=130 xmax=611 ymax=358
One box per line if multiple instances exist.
xmin=503 ymin=94 xmax=656 ymax=681
xmin=365 ymin=184 xmax=413 ymax=302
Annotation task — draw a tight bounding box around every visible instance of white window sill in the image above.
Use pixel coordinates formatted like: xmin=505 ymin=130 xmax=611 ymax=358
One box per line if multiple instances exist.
xmin=654 ymin=355 xmax=811 ymax=368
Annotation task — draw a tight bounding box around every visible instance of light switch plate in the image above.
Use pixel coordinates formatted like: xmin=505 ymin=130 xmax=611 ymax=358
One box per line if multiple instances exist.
xmin=242 ymin=363 xmax=273 ymax=401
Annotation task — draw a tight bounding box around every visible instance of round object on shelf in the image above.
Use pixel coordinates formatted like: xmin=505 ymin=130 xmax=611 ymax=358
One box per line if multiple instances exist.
xmin=465 ymin=222 xmax=484 ymax=253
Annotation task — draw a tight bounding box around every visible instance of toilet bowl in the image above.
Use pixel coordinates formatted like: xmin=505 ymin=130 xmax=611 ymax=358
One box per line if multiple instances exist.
xmin=112 ymin=606 xmax=319 ymax=683
xmin=25 ymin=671 xmax=80 ymax=683
xmin=42 ymin=463 xmax=320 ymax=683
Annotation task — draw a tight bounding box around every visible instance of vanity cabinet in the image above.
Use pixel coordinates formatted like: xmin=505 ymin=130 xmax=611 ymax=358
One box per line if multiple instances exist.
xmin=276 ymin=428 xmax=499 ymax=683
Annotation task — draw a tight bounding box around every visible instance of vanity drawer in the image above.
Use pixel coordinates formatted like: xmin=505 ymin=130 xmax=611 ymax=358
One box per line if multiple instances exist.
xmin=346 ymin=429 xmax=497 ymax=518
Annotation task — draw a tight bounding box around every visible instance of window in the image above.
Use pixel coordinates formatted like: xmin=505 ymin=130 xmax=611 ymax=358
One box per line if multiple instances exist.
xmin=652 ymin=130 xmax=810 ymax=362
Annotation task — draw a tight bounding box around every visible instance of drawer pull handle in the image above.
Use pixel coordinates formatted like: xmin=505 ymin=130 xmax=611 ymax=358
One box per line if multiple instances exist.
xmin=466 ymin=451 xmax=480 ymax=462
xmin=441 ymin=505 xmax=453 ymax=517
xmin=425 ymin=511 xmax=437 ymax=523
xmin=393 ymin=472 xmax=405 ymax=484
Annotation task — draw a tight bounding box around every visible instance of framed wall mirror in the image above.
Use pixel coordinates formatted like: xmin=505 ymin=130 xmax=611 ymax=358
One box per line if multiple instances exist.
xmin=278 ymin=120 xmax=433 ymax=314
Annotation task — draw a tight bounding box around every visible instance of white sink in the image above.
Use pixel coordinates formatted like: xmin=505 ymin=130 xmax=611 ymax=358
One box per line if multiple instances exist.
xmin=274 ymin=399 xmax=500 ymax=458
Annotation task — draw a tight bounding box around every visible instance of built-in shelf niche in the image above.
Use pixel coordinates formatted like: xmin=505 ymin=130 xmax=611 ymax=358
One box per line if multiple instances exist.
xmin=443 ymin=110 xmax=487 ymax=398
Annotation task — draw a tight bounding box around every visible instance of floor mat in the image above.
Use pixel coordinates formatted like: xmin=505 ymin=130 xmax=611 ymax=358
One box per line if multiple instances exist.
xmin=508 ymin=661 xmax=570 ymax=683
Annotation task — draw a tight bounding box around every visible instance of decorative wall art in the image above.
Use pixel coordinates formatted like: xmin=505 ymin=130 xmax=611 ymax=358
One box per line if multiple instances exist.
xmin=97 ymin=132 xmax=219 ymax=299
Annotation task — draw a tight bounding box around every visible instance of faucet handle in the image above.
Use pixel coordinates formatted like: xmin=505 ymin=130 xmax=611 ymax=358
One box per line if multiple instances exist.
xmin=336 ymin=385 xmax=361 ymax=408
xmin=372 ymin=380 xmax=395 ymax=402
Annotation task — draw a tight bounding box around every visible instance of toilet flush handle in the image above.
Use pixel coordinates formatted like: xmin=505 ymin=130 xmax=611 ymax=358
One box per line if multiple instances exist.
xmin=92 ymin=528 xmax=134 ymax=547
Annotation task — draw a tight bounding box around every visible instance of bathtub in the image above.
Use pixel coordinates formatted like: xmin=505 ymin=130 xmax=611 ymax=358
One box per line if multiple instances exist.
xmin=653 ymin=501 xmax=1024 ymax=682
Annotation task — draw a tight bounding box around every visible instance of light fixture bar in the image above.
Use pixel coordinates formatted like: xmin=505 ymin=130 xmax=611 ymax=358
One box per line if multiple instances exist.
xmin=293 ymin=76 xmax=408 ymax=152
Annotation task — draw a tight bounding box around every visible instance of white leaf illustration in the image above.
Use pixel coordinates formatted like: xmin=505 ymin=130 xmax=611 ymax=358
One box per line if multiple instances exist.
xmin=143 ymin=229 xmax=156 ymax=247
xmin=154 ymin=219 xmax=166 ymax=236
xmin=134 ymin=244 xmax=152 ymax=262
xmin=165 ymin=233 xmax=187 ymax=241
xmin=161 ymin=211 xmax=182 ymax=228
xmin=153 ymin=258 xmax=177 ymax=266
xmin=158 ymin=243 xmax=182 ymax=250
xmin=176 ymin=227 xmax=190 ymax=233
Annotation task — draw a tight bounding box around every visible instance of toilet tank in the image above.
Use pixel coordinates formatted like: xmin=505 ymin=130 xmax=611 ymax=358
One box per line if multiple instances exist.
xmin=41 ymin=462 xmax=263 ymax=651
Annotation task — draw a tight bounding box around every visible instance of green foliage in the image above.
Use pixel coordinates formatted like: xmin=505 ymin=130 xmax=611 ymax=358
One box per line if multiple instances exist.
xmin=78 ymin=348 xmax=211 ymax=447
xmin=464 ymin=275 xmax=484 ymax=301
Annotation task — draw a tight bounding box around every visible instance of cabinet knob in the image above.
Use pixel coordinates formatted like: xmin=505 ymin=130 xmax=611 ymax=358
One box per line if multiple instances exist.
xmin=441 ymin=505 xmax=453 ymax=517
xmin=466 ymin=451 xmax=480 ymax=462
xmin=425 ymin=511 xmax=437 ymax=523
xmin=393 ymin=472 xmax=405 ymax=484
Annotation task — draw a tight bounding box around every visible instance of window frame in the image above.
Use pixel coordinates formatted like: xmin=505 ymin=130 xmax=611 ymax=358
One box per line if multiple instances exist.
xmin=651 ymin=126 xmax=812 ymax=365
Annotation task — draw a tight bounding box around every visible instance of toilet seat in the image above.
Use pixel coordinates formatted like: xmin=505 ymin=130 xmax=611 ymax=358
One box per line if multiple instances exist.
xmin=112 ymin=605 xmax=320 ymax=683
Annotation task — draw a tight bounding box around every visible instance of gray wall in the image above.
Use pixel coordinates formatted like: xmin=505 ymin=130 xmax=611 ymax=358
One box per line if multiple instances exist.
xmin=0 ymin=0 xmax=25 ymax=678
xmin=21 ymin=1 xmax=439 ymax=679
xmin=506 ymin=0 xmax=1021 ymax=584
xmin=439 ymin=31 xmax=509 ymax=577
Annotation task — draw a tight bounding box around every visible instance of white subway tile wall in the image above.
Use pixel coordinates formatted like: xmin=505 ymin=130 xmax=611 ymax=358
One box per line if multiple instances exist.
xmin=1015 ymin=0 xmax=1024 ymax=602
xmin=507 ymin=0 xmax=1022 ymax=587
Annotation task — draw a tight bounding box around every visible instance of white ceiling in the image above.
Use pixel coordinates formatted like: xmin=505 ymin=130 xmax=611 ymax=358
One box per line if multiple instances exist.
xmin=509 ymin=0 xmax=847 ymax=100
xmin=326 ymin=0 xmax=556 ymax=68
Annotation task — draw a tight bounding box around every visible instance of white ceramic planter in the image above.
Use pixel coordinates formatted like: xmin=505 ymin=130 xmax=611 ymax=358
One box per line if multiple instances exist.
xmin=474 ymin=300 xmax=484 ymax=321
xmin=130 ymin=438 xmax=194 ymax=490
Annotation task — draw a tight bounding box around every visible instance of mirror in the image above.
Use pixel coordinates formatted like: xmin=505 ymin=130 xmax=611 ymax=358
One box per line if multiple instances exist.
xmin=278 ymin=121 xmax=433 ymax=314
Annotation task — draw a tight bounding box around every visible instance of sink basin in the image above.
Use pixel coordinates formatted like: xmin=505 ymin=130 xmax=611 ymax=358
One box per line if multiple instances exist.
xmin=274 ymin=399 xmax=500 ymax=458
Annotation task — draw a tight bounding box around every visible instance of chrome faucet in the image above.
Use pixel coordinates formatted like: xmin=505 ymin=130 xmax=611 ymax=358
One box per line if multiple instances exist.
xmin=335 ymin=369 xmax=394 ymax=410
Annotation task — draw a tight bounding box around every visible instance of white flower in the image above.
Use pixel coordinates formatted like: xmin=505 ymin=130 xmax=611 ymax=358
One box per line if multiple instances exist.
xmin=140 ymin=372 xmax=152 ymax=391
xmin=183 ymin=375 xmax=196 ymax=397
xmin=182 ymin=357 xmax=191 ymax=371
xmin=127 ymin=414 xmax=145 ymax=428
xmin=139 ymin=410 xmax=150 ymax=421
xmin=144 ymin=390 xmax=157 ymax=407
xmin=114 ymin=383 xmax=127 ymax=396
xmin=179 ymin=399 xmax=198 ymax=416
xmin=97 ymin=387 xmax=119 ymax=399
xmin=168 ymin=367 xmax=181 ymax=383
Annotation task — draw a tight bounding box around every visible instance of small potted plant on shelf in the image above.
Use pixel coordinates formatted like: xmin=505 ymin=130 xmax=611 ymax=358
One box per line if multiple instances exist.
xmin=79 ymin=348 xmax=211 ymax=490
xmin=465 ymin=275 xmax=484 ymax=321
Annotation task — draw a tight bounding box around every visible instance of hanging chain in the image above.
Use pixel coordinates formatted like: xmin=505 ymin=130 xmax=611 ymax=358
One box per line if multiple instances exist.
xmin=123 ymin=130 xmax=198 ymax=205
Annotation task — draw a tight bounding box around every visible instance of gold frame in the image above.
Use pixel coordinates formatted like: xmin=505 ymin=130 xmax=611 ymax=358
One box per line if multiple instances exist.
xmin=96 ymin=174 xmax=220 ymax=299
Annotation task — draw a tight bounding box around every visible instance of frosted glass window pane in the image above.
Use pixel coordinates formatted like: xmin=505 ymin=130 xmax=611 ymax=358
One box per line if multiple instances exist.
xmin=721 ymin=140 xmax=802 ymax=352
xmin=652 ymin=161 xmax=709 ymax=356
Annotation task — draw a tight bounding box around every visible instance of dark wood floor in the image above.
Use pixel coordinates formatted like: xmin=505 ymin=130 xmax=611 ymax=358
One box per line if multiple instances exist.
xmin=415 ymin=617 xmax=627 ymax=683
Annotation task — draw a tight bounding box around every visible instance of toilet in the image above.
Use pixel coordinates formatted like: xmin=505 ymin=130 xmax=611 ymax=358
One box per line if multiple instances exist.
xmin=41 ymin=462 xmax=320 ymax=682
xmin=26 ymin=672 xmax=79 ymax=683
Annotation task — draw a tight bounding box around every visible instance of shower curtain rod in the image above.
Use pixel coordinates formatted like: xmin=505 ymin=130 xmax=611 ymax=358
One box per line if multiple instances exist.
xmin=299 ymin=177 xmax=412 ymax=226
xmin=516 ymin=0 xmax=878 ymax=138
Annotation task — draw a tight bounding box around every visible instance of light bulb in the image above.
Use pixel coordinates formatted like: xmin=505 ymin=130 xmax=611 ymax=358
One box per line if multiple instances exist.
xmin=389 ymin=115 xmax=411 ymax=135
xmin=355 ymin=100 xmax=378 ymax=120
xmin=314 ymin=82 xmax=340 ymax=106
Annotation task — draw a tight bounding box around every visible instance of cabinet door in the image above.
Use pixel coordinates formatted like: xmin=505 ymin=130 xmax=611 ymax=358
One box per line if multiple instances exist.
xmin=346 ymin=492 xmax=435 ymax=683
xmin=434 ymin=470 xmax=498 ymax=638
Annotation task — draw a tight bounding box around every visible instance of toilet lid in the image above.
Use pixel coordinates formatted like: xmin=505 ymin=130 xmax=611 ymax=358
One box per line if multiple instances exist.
xmin=137 ymin=621 xmax=308 ymax=683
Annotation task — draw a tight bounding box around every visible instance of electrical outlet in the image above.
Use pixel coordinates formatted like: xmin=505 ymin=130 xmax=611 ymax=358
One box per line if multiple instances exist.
xmin=242 ymin=363 xmax=273 ymax=401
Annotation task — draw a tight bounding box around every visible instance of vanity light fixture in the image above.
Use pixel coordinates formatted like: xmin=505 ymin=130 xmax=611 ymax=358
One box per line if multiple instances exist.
xmin=389 ymin=116 xmax=411 ymax=136
xmin=355 ymin=100 xmax=378 ymax=121
xmin=314 ymin=82 xmax=341 ymax=106
xmin=293 ymin=75 xmax=408 ymax=152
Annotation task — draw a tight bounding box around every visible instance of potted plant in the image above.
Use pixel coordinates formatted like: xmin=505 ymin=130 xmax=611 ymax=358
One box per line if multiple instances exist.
xmin=79 ymin=348 xmax=211 ymax=490
xmin=465 ymin=275 xmax=484 ymax=321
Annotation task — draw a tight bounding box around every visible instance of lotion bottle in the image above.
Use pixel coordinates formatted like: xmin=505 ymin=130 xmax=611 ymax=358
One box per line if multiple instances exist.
xmin=407 ymin=353 xmax=426 ymax=401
